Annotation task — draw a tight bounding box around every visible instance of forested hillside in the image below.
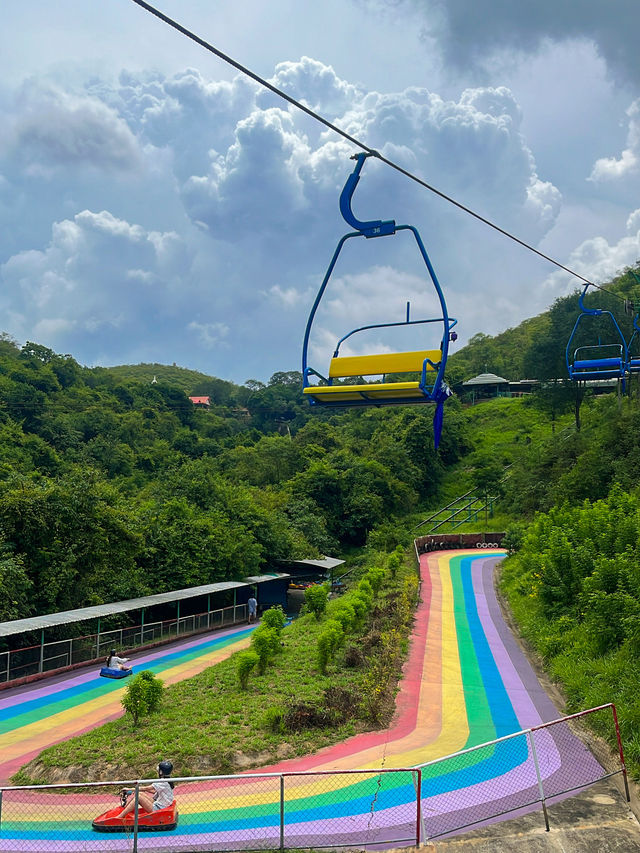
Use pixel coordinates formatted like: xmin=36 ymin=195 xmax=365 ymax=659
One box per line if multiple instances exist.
xmin=2 ymin=262 xmax=640 ymax=623
xmin=0 ymin=336 xmax=471 ymax=623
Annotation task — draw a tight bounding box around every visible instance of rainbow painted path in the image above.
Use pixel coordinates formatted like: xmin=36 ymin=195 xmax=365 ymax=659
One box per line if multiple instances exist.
xmin=0 ymin=551 xmax=602 ymax=850
xmin=0 ymin=623 xmax=255 ymax=784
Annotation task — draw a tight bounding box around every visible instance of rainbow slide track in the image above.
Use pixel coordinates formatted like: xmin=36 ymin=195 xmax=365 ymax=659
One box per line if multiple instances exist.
xmin=0 ymin=550 xmax=601 ymax=850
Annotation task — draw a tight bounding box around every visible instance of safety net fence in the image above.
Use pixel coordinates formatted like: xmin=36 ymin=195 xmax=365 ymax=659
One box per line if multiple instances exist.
xmin=0 ymin=704 xmax=628 ymax=852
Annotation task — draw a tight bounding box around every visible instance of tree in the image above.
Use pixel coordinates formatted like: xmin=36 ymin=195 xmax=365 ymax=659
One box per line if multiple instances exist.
xmin=304 ymin=583 xmax=329 ymax=620
xmin=121 ymin=671 xmax=164 ymax=725
xmin=0 ymin=540 xmax=32 ymax=622
xmin=236 ymin=651 xmax=259 ymax=690
xmin=250 ymin=625 xmax=282 ymax=673
xmin=317 ymin=620 xmax=344 ymax=674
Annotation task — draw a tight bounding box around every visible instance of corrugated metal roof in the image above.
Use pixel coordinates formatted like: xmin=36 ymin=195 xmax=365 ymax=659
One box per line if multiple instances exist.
xmin=291 ymin=557 xmax=345 ymax=570
xmin=0 ymin=579 xmax=269 ymax=638
xmin=462 ymin=372 xmax=509 ymax=386
xmin=243 ymin=573 xmax=291 ymax=584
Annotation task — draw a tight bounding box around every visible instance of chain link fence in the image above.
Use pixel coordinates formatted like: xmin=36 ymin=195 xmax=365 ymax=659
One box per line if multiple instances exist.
xmin=0 ymin=704 xmax=628 ymax=852
xmin=419 ymin=703 xmax=629 ymax=840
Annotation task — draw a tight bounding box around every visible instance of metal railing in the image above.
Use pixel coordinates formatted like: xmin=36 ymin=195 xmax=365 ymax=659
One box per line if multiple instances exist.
xmin=0 ymin=704 xmax=628 ymax=852
xmin=0 ymin=603 xmax=247 ymax=684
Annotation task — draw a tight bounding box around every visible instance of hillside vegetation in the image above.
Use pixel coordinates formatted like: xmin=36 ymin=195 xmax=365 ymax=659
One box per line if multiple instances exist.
xmin=4 ymin=262 xmax=640 ymax=779
xmin=0 ymin=336 xmax=471 ymax=625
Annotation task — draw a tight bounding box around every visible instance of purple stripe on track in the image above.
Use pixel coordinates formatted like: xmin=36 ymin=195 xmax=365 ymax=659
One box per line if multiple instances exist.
xmin=420 ymin=556 xmax=604 ymax=840
xmin=480 ymin=557 xmax=558 ymax=720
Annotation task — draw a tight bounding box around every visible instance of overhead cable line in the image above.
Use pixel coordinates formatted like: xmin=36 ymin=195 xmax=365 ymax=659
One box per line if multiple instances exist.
xmin=129 ymin=0 xmax=627 ymax=302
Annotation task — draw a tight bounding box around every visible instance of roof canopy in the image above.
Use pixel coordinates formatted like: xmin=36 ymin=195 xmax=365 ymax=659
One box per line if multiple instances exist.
xmin=286 ymin=557 xmax=345 ymax=571
xmin=0 ymin=575 xmax=288 ymax=639
xmin=462 ymin=372 xmax=509 ymax=386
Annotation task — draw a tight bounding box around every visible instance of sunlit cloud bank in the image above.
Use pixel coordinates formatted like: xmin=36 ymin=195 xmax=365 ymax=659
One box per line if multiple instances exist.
xmin=0 ymin=49 xmax=635 ymax=381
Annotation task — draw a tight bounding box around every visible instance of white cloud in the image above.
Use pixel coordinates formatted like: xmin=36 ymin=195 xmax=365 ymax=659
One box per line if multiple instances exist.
xmin=187 ymin=321 xmax=229 ymax=348
xmin=626 ymin=209 xmax=640 ymax=233
xmin=543 ymin=211 xmax=640 ymax=292
xmin=6 ymin=82 xmax=141 ymax=174
xmin=590 ymin=100 xmax=640 ymax=181
xmin=269 ymin=56 xmax=361 ymax=115
xmin=267 ymin=285 xmax=307 ymax=307
xmin=0 ymin=209 xmax=188 ymax=355
xmin=0 ymin=44 xmax=635 ymax=381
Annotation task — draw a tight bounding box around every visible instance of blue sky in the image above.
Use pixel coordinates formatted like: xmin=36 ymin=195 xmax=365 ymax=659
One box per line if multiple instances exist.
xmin=1 ymin=0 xmax=639 ymax=383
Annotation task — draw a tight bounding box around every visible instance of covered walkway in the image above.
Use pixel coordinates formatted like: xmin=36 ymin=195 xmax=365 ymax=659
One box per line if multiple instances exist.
xmin=0 ymin=573 xmax=289 ymax=686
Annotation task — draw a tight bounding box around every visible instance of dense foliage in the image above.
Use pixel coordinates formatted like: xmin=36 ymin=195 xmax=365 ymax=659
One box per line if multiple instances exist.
xmin=501 ymin=487 xmax=640 ymax=774
xmin=0 ymin=335 xmax=470 ymax=625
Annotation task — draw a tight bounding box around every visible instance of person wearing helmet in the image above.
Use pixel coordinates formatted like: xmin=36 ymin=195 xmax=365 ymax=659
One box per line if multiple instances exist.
xmin=106 ymin=649 xmax=131 ymax=671
xmin=116 ymin=761 xmax=175 ymax=819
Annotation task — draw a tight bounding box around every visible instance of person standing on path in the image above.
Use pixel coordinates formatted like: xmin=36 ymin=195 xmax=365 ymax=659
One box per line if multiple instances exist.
xmin=247 ymin=595 xmax=258 ymax=624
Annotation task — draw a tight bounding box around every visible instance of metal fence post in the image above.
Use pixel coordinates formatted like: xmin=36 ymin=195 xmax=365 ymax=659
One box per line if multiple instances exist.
xmin=280 ymin=774 xmax=285 ymax=852
xmin=413 ymin=768 xmax=423 ymax=846
xmin=133 ymin=783 xmax=140 ymax=853
xmin=527 ymin=729 xmax=550 ymax=832
xmin=0 ymin=788 xmax=3 ymax=830
xmin=611 ymin=703 xmax=631 ymax=802
xmin=39 ymin=629 xmax=45 ymax=675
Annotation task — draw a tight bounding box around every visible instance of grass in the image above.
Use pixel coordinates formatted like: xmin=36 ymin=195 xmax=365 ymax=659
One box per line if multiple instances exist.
xmin=12 ymin=557 xmax=417 ymax=785
xmin=500 ymin=552 xmax=640 ymax=779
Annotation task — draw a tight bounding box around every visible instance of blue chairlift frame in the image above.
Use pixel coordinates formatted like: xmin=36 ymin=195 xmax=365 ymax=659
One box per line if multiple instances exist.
xmin=627 ymin=312 xmax=640 ymax=373
xmin=566 ymin=285 xmax=628 ymax=383
xmin=302 ymin=153 xmax=457 ymax=446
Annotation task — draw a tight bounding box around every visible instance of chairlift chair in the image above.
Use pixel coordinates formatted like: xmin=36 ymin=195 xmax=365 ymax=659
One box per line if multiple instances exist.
xmin=566 ymin=285 xmax=627 ymax=383
xmin=301 ymin=153 xmax=457 ymax=447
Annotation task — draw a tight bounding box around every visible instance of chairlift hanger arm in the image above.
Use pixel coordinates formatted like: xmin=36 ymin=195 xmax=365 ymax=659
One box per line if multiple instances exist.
xmin=339 ymin=152 xmax=396 ymax=237
xmin=302 ymin=154 xmax=455 ymax=448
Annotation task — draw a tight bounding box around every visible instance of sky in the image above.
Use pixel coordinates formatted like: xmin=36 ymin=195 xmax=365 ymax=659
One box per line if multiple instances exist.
xmin=1 ymin=0 xmax=639 ymax=384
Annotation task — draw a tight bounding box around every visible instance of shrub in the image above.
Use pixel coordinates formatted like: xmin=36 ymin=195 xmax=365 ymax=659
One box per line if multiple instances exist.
xmin=349 ymin=593 xmax=368 ymax=625
xmin=236 ymin=650 xmax=259 ymax=690
xmin=261 ymin=605 xmax=287 ymax=633
xmin=387 ymin=553 xmax=401 ymax=578
xmin=250 ymin=625 xmax=281 ymax=673
xmin=121 ymin=670 xmax=164 ymax=725
xmin=357 ymin=578 xmax=374 ymax=604
xmin=304 ymin=583 xmax=329 ymax=620
xmin=262 ymin=705 xmax=285 ymax=733
xmin=366 ymin=567 xmax=385 ymax=594
xmin=332 ymin=602 xmax=356 ymax=634
xmin=502 ymin=522 xmax=527 ymax=554
xmin=317 ymin=619 xmax=344 ymax=674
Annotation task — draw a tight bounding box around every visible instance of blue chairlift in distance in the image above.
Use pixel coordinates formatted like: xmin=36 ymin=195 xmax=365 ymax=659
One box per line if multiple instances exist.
xmin=566 ymin=284 xmax=628 ymax=384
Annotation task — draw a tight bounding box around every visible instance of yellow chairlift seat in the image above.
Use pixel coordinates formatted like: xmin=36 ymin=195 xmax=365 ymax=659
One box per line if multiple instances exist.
xmin=301 ymin=153 xmax=457 ymax=445
xmin=303 ymin=349 xmax=441 ymax=403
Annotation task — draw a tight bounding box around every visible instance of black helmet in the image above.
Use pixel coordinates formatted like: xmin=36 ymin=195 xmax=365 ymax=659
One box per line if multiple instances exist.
xmin=158 ymin=760 xmax=173 ymax=777
xmin=110 ymin=649 xmax=117 ymax=655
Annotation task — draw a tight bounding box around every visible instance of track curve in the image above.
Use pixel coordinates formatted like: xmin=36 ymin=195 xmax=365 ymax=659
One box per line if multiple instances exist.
xmin=0 ymin=550 xmax=602 ymax=850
